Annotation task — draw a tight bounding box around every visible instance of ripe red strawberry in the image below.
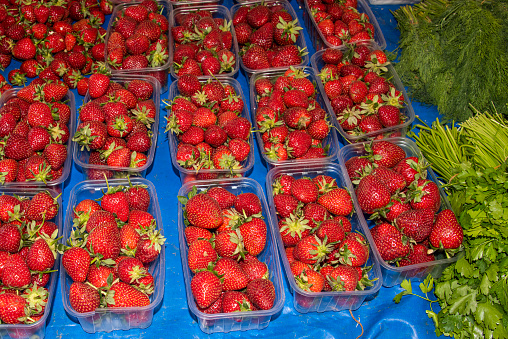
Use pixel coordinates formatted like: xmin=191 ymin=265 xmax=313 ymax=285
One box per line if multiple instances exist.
xmin=0 ymin=223 xmax=22 ymax=253
xmin=327 ymin=265 xmax=359 ymax=291
xmin=43 ymin=143 xmax=67 ymax=170
xmin=355 ymin=175 xmax=391 ymax=214
xmin=117 ymin=257 xmax=148 ymax=284
xmin=26 ymin=238 xmax=55 ymax=272
xmin=370 ymin=222 xmax=411 ymax=262
xmin=100 ymin=185 xmax=130 ymax=223
xmin=399 ymin=243 xmax=435 ymax=267
xmin=0 ymin=159 xmax=18 ymax=184
xmin=214 ymin=257 xmax=249 ymax=291
xmin=88 ymin=73 xmax=110 ymax=99
xmin=2 ymin=254 xmax=31 ymax=289
xmin=395 ymin=208 xmax=435 ymax=243
xmin=106 ymin=281 xmax=150 ymax=307
xmin=86 ymin=222 xmax=121 ymax=260
xmin=246 ymin=5 xmax=271 ymax=28
xmin=242 ymin=45 xmax=270 ymax=70
xmin=273 ymin=193 xmax=299 ymax=218
xmin=25 ymin=191 xmax=59 ymax=221
xmin=293 ymin=234 xmax=334 ymax=265
xmin=73 ymin=121 xmax=108 ymax=151
xmin=408 ymin=178 xmax=441 ymax=213
xmin=378 ymin=105 xmax=401 ymax=127
xmin=187 ymin=239 xmax=217 ymax=273
xmin=369 ymin=141 xmax=406 ymax=168
xmin=429 ymin=209 xmax=463 ymax=249
xmin=62 ymin=247 xmax=91 ymax=282
xmin=239 ymin=217 xmax=267 ymax=256
xmin=287 ymin=130 xmax=312 ymax=158
xmin=222 ymin=291 xmax=254 ymax=312
xmin=246 ymin=278 xmax=275 ymax=310
xmin=0 ymin=293 xmax=27 ymax=324
xmin=135 ymin=229 xmax=165 ymax=264
xmin=317 ymin=188 xmax=353 ymax=216
xmin=372 ymin=166 xmax=407 ymax=195
xmin=393 ymin=156 xmax=427 ymax=184
xmin=239 ymin=257 xmax=269 ymax=281
xmin=294 ymin=266 xmax=324 ymax=292
xmin=316 ymin=219 xmax=345 ymax=244
xmin=12 ymin=37 xmax=36 ymax=60
xmin=290 ymin=178 xmax=318 ymax=204
xmin=234 ymin=193 xmax=262 ymax=217
xmin=191 ymin=270 xmax=222 ymax=309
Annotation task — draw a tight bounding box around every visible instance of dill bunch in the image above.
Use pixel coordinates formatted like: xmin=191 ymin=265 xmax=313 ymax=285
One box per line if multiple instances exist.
xmin=393 ymin=0 xmax=508 ymax=122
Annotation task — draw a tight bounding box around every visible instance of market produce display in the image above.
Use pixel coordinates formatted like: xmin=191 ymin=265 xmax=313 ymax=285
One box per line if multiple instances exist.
xmin=0 ymin=189 xmax=61 ymax=337
xmin=72 ymin=74 xmax=159 ymax=179
xmin=393 ymin=0 xmax=508 ymax=121
xmin=232 ymin=0 xmax=308 ymax=71
xmin=251 ymin=66 xmax=337 ymax=163
xmin=3 ymin=0 xmax=508 ymax=336
xmin=60 ymin=179 xmax=165 ymax=316
xmin=170 ymin=6 xmax=239 ymax=77
xmin=0 ymin=82 xmax=74 ymax=185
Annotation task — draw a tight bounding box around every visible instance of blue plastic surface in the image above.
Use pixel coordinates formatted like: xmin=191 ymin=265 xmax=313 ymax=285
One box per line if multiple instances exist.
xmin=1 ymin=1 xmax=445 ymax=337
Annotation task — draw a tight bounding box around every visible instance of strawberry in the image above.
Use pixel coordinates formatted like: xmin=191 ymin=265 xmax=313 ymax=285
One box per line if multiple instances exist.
xmin=134 ymin=229 xmax=165 ymax=264
xmin=370 ymin=222 xmax=411 ymax=262
xmin=355 ymin=174 xmax=391 ymax=214
xmin=273 ymin=194 xmax=299 ymax=218
xmin=327 ymin=265 xmax=359 ymax=291
xmin=12 ymin=37 xmax=36 ymax=60
xmin=25 ymin=191 xmax=59 ymax=221
xmin=372 ymin=166 xmax=406 ymax=195
xmin=287 ymin=130 xmax=312 ymax=158
xmin=291 ymin=178 xmax=318 ymax=203
xmin=395 ymin=208 xmax=435 ymax=242
xmin=242 ymin=45 xmax=270 ymax=70
xmin=239 ymin=217 xmax=267 ymax=256
xmin=293 ymin=234 xmax=333 ymax=265
xmin=183 ymin=192 xmax=223 ymax=229
xmin=88 ymin=73 xmax=110 ymax=99
xmin=2 ymin=254 xmax=31 ymax=289
xmin=337 ymin=236 xmax=369 ymax=267
xmin=43 ymin=143 xmax=67 ymax=170
xmin=0 ymin=159 xmax=18 ymax=184
xmin=0 ymin=293 xmax=27 ymax=324
xmin=429 ymin=209 xmax=463 ymax=250
xmin=368 ymin=141 xmax=406 ymax=168
xmin=214 ymin=257 xmax=249 ymax=291
xmin=61 ymin=247 xmax=91 ymax=282
xmin=191 ymin=270 xmax=222 ymax=309
xmin=246 ymin=5 xmax=272 ymax=28
xmin=106 ymin=281 xmax=150 ymax=307
xmin=117 ymin=257 xmax=148 ymax=284
xmin=398 ymin=244 xmax=435 ymax=267
xmin=317 ymin=188 xmax=353 ymax=216
xmin=0 ymin=224 xmax=22 ymax=253
xmin=125 ymin=184 xmax=151 ymax=212
xmin=408 ymin=178 xmax=441 ymax=213
xmin=222 ymin=291 xmax=254 ymax=312
xmin=234 ymin=193 xmax=262 ymax=217
xmin=26 ymin=238 xmax=55 ymax=272
xmin=187 ymin=239 xmax=217 ymax=273
xmin=393 ymin=156 xmax=427 ymax=184
xmin=316 ymin=219 xmax=345 ymax=244
xmin=294 ymin=267 xmax=324 ymax=292
xmin=100 ymin=183 xmax=130 ymax=222
xmin=246 ymin=278 xmax=275 ymax=310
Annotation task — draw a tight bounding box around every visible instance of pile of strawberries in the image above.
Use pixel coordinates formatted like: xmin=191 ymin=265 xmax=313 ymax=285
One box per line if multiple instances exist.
xmin=0 ymin=0 xmax=118 ymax=95
xmin=0 ymin=79 xmax=72 ymax=184
xmin=306 ymin=0 xmax=376 ymax=47
xmin=72 ymin=74 xmax=157 ymax=179
xmin=271 ymin=173 xmax=374 ymax=293
xmin=170 ymin=8 xmax=237 ymax=77
xmin=106 ymin=0 xmax=170 ymax=88
xmin=0 ymin=191 xmax=60 ymax=325
xmin=233 ymin=2 xmax=307 ymax=70
xmin=344 ymin=140 xmax=464 ymax=266
xmin=253 ymin=67 xmax=332 ymax=162
xmin=317 ymin=46 xmax=407 ymax=139
xmin=61 ymin=181 xmax=165 ymax=313
xmin=179 ymin=186 xmax=276 ymax=313
xmin=165 ymin=74 xmax=252 ymax=181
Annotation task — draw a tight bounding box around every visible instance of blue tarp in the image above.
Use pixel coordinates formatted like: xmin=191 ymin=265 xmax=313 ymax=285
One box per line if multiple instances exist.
xmin=3 ymin=1 xmax=446 ymax=337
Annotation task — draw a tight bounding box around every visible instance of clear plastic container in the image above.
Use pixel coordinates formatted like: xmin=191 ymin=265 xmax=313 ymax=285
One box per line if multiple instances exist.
xmin=265 ymin=163 xmax=383 ymax=313
xmin=177 ymin=177 xmax=285 ymax=333
xmin=166 ymin=77 xmax=255 ymax=183
xmin=169 ymin=0 xmax=221 ymax=8
xmin=249 ymin=66 xmax=340 ymax=169
xmin=302 ymin=0 xmax=386 ymax=51
xmin=0 ymin=88 xmax=75 ymax=189
xmin=310 ymin=43 xmax=416 ymax=144
xmin=105 ymin=0 xmax=173 ymax=93
xmin=169 ymin=5 xmax=240 ymax=79
xmin=0 ymin=187 xmax=62 ymax=339
xmin=230 ymin=0 xmax=310 ymax=78
xmin=60 ymin=178 xmax=165 ymax=333
xmin=73 ymin=74 xmax=160 ymax=180
xmin=337 ymin=137 xmax=460 ymax=287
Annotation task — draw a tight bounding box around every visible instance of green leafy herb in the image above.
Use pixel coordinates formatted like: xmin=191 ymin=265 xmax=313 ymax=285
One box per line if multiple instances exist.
xmin=392 ymin=0 xmax=508 ymax=122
